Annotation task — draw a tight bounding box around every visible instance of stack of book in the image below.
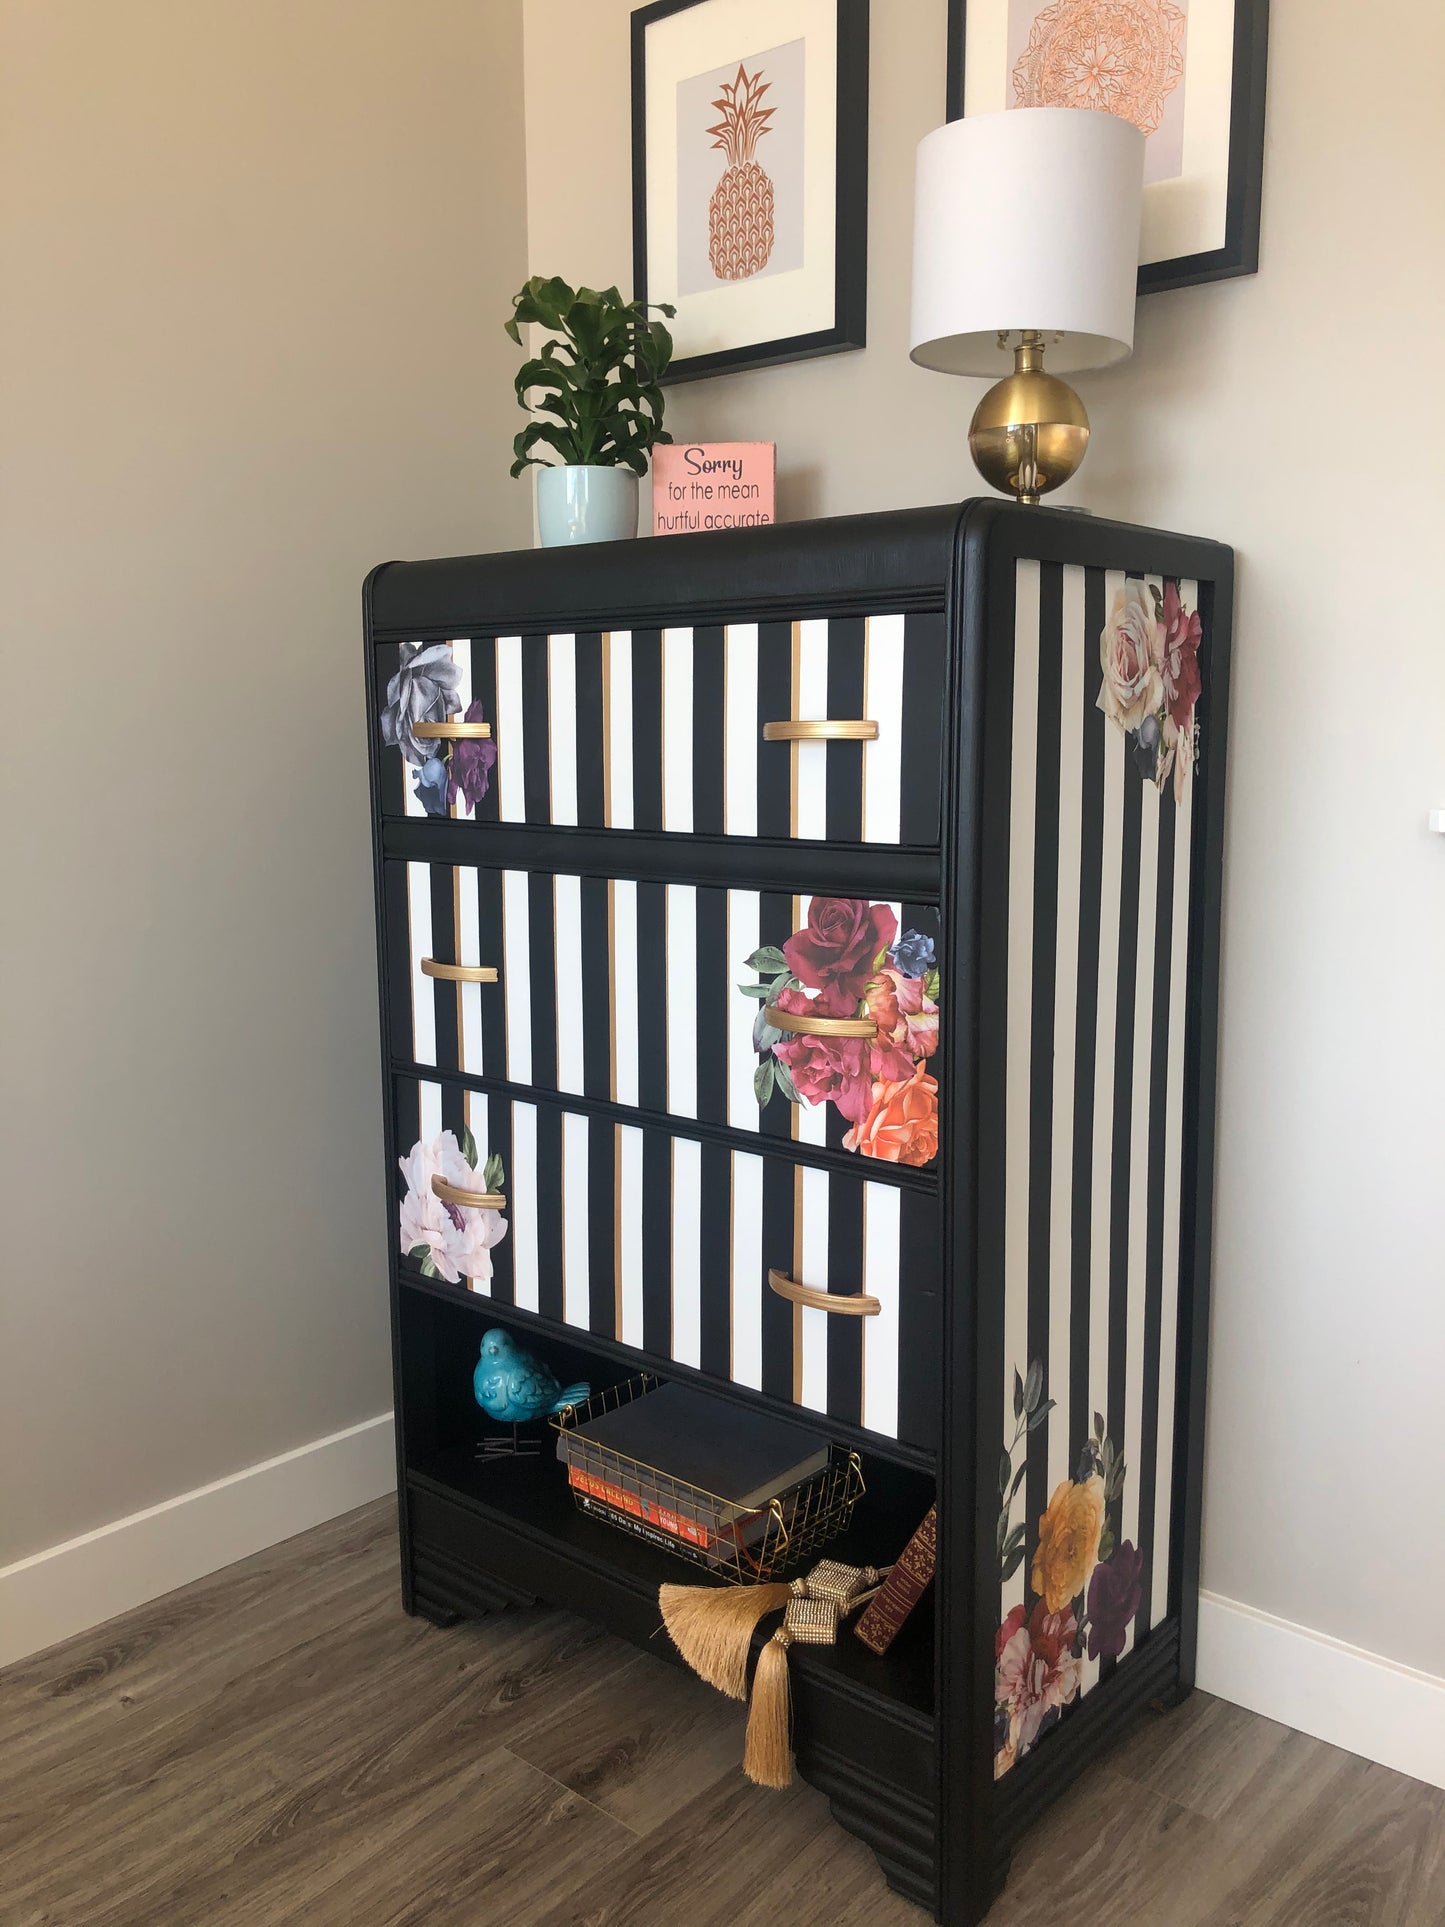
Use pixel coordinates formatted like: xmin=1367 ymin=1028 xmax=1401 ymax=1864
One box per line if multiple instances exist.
xmin=556 ymin=1381 xmax=830 ymax=1572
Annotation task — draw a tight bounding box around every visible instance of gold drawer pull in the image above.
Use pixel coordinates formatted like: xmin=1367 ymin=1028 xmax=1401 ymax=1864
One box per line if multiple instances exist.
xmin=762 ymin=719 xmax=879 ymax=742
xmin=420 ymin=960 xmax=499 ymax=984
xmin=431 ymin=1176 xmax=506 ymax=1210
xmin=768 ymin=1269 xmax=880 ymax=1317
xmin=765 ymin=1003 xmax=875 ymax=1038
xmin=413 ymin=716 xmax=493 ymax=741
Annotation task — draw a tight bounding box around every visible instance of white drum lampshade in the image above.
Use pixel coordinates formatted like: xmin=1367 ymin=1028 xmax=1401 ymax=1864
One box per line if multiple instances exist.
xmin=910 ymin=106 xmax=1145 ymax=501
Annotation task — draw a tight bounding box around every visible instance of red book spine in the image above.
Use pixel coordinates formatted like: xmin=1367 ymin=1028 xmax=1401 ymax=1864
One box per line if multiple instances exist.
xmin=566 ymin=1465 xmax=746 ymax=1551
xmin=852 ymin=1505 xmax=937 ymax=1655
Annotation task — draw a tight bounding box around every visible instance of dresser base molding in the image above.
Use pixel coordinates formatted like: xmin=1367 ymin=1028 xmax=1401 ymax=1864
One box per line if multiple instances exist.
xmin=411 ymin=1538 xmax=537 ymax=1625
xmin=993 ymin=1621 xmax=1185 ymax=1849
xmin=801 ymin=1738 xmax=943 ymax=1911
xmin=405 ymin=1474 xmax=947 ymax=1915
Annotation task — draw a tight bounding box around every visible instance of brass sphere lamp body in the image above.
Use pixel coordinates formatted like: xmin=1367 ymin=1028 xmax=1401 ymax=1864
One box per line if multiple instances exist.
xmin=968 ymin=330 xmax=1089 ymax=506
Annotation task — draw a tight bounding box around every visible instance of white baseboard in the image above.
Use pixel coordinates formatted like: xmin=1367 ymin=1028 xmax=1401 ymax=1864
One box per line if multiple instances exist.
xmin=1198 ymin=1588 xmax=1445 ymax=1791
xmin=0 ymin=1413 xmax=397 ymax=1668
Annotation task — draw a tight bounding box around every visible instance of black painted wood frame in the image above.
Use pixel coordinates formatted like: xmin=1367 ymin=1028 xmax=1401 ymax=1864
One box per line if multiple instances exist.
xmin=630 ymin=0 xmax=871 ymax=382
xmin=363 ymin=499 xmax=1233 ymax=1925
xmin=944 ymin=0 xmax=1269 ymax=297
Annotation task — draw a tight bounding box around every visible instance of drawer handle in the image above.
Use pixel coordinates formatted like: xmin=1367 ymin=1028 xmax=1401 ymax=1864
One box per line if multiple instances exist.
xmin=420 ymin=960 xmax=499 ymax=984
xmin=431 ymin=1175 xmax=507 ymax=1210
xmin=762 ymin=719 xmax=879 ymax=742
xmin=413 ymin=716 xmax=493 ymax=741
xmin=768 ymin=1269 xmax=880 ymax=1317
xmin=765 ymin=1003 xmax=876 ymax=1038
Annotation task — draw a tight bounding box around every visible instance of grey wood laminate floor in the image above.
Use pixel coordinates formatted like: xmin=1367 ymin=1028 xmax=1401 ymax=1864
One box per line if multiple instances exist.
xmin=3 ymin=1498 xmax=1441 ymax=1927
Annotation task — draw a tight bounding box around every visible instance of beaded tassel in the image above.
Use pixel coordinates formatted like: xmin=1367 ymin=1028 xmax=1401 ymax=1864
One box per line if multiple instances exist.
xmin=660 ymin=1561 xmax=888 ymax=1786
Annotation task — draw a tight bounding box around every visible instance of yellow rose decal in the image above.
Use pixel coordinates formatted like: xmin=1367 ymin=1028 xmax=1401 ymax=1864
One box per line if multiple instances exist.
xmin=1031 ymin=1475 xmax=1105 ymax=1612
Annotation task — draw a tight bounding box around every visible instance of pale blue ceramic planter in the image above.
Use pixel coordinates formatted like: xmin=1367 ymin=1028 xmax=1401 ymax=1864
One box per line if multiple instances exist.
xmin=536 ymin=464 xmax=639 ymax=546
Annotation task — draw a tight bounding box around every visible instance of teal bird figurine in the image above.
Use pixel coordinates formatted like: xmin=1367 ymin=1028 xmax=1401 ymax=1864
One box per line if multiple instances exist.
xmin=472 ymin=1329 xmax=590 ymax=1425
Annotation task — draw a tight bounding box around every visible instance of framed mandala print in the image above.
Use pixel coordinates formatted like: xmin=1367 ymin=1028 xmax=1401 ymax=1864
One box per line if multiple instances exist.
xmin=632 ymin=0 xmax=869 ymax=382
xmin=946 ymin=0 xmax=1268 ymax=293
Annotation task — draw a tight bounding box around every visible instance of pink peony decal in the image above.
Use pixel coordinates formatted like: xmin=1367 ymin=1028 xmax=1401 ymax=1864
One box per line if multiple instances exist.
xmin=398 ymin=1131 xmax=508 ymax=1285
xmin=770 ymin=984 xmax=876 ymax=1124
xmin=995 ymin=1599 xmax=1082 ymax=1766
xmin=865 ymin=966 xmax=939 ymax=1074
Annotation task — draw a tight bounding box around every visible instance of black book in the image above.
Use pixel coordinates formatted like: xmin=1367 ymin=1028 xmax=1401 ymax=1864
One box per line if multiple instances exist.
xmin=557 ymin=1382 xmax=829 ymax=1508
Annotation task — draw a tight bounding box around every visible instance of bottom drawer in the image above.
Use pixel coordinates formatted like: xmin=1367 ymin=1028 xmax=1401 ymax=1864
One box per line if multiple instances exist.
xmin=393 ymin=1076 xmax=940 ymax=1451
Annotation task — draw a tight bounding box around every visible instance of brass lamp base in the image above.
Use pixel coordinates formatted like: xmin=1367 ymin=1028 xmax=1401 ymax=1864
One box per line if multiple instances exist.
xmin=968 ymin=331 xmax=1089 ymax=506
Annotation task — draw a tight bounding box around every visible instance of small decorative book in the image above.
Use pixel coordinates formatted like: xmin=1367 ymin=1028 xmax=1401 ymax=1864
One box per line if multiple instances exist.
xmin=555 ymin=1381 xmax=830 ymax=1514
xmin=853 ymin=1505 xmax=937 ymax=1655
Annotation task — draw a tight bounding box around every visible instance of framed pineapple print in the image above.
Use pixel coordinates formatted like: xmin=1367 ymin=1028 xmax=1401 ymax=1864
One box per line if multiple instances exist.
xmin=946 ymin=0 xmax=1269 ymax=294
xmin=631 ymin=0 xmax=869 ymax=382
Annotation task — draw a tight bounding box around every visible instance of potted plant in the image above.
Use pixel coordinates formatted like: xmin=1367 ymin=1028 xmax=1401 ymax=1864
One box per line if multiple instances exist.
xmin=506 ymin=276 xmax=676 ymax=546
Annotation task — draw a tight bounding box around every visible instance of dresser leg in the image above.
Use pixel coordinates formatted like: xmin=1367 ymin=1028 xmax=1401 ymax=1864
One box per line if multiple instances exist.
xmin=414 ymin=1597 xmax=462 ymax=1629
xmin=1152 ymin=1678 xmax=1195 ymax=1712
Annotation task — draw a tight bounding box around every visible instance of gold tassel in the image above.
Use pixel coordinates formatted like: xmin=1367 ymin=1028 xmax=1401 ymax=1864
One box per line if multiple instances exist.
xmin=743 ymin=1628 xmax=794 ymax=1788
xmin=658 ymin=1579 xmax=794 ymax=1700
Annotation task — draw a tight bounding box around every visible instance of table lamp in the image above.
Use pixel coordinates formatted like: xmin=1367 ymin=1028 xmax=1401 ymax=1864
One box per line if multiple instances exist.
xmin=910 ymin=106 xmax=1145 ymax=505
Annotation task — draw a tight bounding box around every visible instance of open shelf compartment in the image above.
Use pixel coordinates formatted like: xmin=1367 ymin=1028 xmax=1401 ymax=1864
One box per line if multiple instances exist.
xmin=398 ymin=1287 xmax=938 ymax=1725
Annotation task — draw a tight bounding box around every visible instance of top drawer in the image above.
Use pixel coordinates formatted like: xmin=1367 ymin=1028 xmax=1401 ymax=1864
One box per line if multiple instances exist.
xmin=373 ymin=616 xmax=947 ymax=846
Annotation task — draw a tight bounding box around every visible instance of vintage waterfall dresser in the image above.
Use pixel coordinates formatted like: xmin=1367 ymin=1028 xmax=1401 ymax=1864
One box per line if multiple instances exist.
xmin=364 ymin=501 xmax=1233 ymax=1924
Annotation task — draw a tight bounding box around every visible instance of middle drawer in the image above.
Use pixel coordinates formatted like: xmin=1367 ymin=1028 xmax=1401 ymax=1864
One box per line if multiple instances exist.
xmin=383 ymin=862 xmax=943 ymax=1171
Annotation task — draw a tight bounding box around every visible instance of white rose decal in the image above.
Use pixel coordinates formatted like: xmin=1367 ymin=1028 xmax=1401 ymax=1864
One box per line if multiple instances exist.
xmin=1097 ymin=580 xmax=1162 ymax=732
xmin=399 ymin=1130 xmax=508 ymax=1285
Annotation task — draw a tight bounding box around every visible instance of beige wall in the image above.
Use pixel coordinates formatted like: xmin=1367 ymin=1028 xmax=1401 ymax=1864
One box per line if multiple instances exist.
xmin=524 ymin=0 xmax=1445 ymax=1673
xmin=0 ymin=0 xmax=530 ymax=1562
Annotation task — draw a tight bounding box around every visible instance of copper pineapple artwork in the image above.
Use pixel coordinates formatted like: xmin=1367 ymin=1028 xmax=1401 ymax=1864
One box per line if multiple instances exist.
xmin=707 ymin=62 xmax=776 ymax=282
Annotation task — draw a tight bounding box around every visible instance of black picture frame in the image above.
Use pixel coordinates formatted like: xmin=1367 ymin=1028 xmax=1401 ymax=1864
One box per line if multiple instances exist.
xmin=631 ymin=0 xmax=870 ymax=384
xmin=945 ymin=0 xmax=1269 ymax=296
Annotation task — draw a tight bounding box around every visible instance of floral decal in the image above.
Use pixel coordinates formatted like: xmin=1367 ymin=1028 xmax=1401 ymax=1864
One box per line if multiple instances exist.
xmin=1097 ymin=578 xmax=1202 ymax=804
xmin=737 ymin=899 xmax=940 ymax=1165
xmin=1012 ymin=0 xmax=1186 ymax=138
xmin=379 ymin=642 xmax=496 ymax=819
xmin=399 ymin=1128 xmax=508 ymax=1286
xmin=994 ymin=1359 xmax=1142 ymax=1778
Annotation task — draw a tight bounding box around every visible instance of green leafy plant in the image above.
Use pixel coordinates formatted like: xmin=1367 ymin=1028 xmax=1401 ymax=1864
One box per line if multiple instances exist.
xmin=505 ymin=275 xmax=676 ymax=479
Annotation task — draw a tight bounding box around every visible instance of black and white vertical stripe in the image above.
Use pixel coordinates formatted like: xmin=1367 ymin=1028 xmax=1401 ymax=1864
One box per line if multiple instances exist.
xmin=395 ymin=1078 xmax=939 ymax=1450
xmin=999 ymin=561 xmax=1199 ymax=1661
xmin=392 ymin=865 xmax=942 ymax=1164
xmin=385 ymin=617 xmax=947 ymax=843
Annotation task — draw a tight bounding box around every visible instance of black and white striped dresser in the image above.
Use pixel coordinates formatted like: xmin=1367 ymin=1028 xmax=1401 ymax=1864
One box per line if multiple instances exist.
xmin=364 ymin=502 xmax=1233 ymax=1925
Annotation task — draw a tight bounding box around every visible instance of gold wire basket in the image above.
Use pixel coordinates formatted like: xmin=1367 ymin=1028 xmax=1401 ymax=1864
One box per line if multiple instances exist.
xmin=550 ymin=1375 xmax=865 ymax=1585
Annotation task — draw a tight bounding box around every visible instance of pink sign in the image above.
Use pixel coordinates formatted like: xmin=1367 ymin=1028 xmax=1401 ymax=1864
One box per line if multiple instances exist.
xmin=652 ymin=442 xmax=776 ymax=536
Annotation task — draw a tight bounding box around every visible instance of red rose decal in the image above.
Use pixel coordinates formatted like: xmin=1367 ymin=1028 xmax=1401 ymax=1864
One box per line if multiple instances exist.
xmin=783 ymin=898 xmax=898 ymax=1002
xmin=1159 ymin=580 xmax=1202 ymax=730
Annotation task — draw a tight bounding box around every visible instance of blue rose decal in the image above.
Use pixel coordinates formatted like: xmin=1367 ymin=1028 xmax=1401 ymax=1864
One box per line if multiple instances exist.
xmin=413 ymin=755 xmax=451 ymax=816
xmin=889 ymin=929 xmax=936 ymax=978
